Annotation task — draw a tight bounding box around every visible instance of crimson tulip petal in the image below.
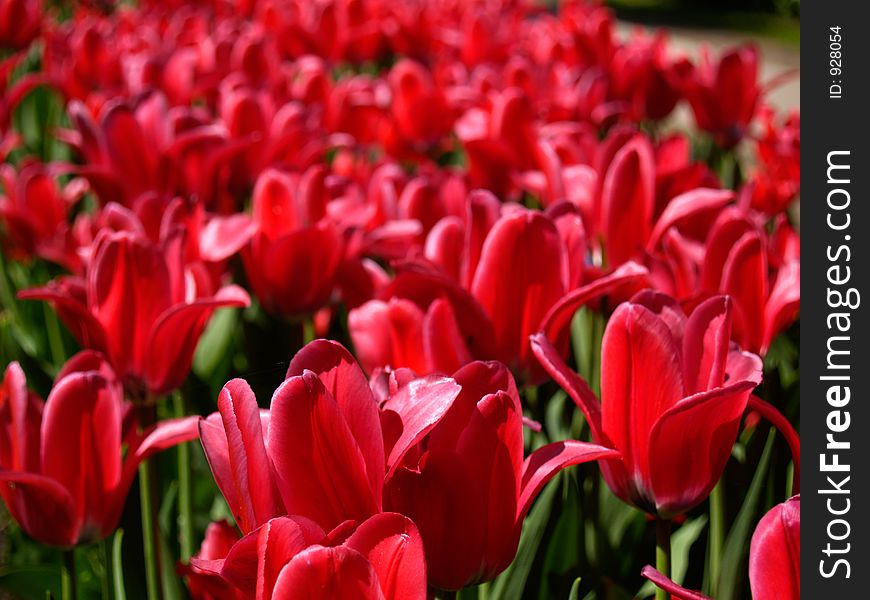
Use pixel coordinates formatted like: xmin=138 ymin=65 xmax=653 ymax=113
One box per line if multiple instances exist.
xmin=18 ymin=279 xmax=108 ymax=354
xmin=540 ymin=262 xmax=649 ymax=350
xmin=200 ymin=214 xmax=256 ymax=262
xmin=40 ymin=371 xmax=121 ymax=542
xmin=748 ymin=394 xmax=800 ymax=494
xmin=529 ymin=333 xmax=604 ymax=442
xmin=682 ymin=295 xmax=732 ymax=394
xmin=271 ymin=545 xmax=385 ymax=600
xmin=641 ymin=565 xmax=713 ymax=600
xmin=268 ymin=372 xmax=380 ymax=530
xmin=0 ymin=470 xmax=78 ymax=546
xmin=145 ymin=285 xmax=250 ymax=393
xmin=601 ymin=302 xmax=684 ymax=498
xmin=763 ymin=261 xmax=800 ymax=353
xmin=470 ymin=211 xmax=566 ymax=370
xmin=423 ymin=298 xmax=473 ymax=374
xmin=0 ymin=362 xmax=42 ymax=473
xmin=722 ymin=231 xmax=768 ymax=353
xmin=601 ymin=135 xmax=655 ymax=266
xmin=749 ymin=495 xmax=800 ymax=600
xmin=647 ymin=381 xmax=757 ymax=516
xmin=382 ymin=375 xmax=461 ymax=476
xmin=215 ymin=379 xmax=284 ymax=533
xmin=647 ymin=188 xmax=734 ymax=250
xmin=345 ymin=513 xmax=427 ymax=600
xmin=518 ymin=441 xmax=621 ymax=522
xmin=254 ymin=516 xmax=327 ymax=600
xmin=287 ymin=339 xmax=385 ymax=502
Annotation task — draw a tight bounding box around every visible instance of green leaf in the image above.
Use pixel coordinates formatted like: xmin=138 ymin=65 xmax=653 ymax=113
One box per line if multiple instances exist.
xmin=193 ymin=307 xmax=239 ymax=379
xmin=568 ymin=577 xmax=582 ymax=599
xmin=0 ymin=566 xmax=61 ymax=599
xmin=488 ymin=470 xmax=561 ymax=599
xmin=717 ymin=428 xmax=776 ymax=600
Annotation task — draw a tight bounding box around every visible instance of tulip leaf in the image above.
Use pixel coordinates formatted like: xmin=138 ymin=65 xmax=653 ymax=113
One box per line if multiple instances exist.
xmin=193 ymin=306 xmax=239 ymax=379
xmin=568 ymin=577 xmax=582 ymax=599
xmin=488 ymin=470 xmax=560 ymax=599
xmin=0 ymin=566 xmax=61 ymax=599
xmin=717 ymin=428 xmax=776 ymax=600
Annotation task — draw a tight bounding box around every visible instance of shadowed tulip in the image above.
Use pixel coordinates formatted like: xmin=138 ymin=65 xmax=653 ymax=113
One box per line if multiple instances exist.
xmin=19 ymin=229 xmax=249 ymax=396
xmin=0 ymin=358 xmax=198 ymax=546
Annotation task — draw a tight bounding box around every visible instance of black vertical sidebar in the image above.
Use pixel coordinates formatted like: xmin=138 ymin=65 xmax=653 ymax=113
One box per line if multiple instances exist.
xmin=802 ymin=2 xmax=870 ymax=596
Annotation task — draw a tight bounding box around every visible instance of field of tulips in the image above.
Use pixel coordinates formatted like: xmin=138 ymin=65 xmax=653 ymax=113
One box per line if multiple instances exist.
xmin=0 ymin=0 xmax=800 ymax=598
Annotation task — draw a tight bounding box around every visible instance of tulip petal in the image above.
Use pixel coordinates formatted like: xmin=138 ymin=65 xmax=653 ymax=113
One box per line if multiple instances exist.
xmin=748 ymin=395 xmax=800 ymax=494
xmin=648 ymin=381 xmax=757 ymax=516
xmin=470 ymin=211 xmax=566 ymax=370
xmin=601 ymin=302 xmax=684 ymax=497
xmin=519 ymin=441 xmax=620 ymax=522
xmin=268 ymin=372 xmax=380 ymax=530
xmin=721 ymin=231 xmax=768 ymax=353
xmin=255 ymin=516 xmax=327 ymax=600
xmin=40 ymin=371 xmax=121 ymax=542
xmin=271 ymin=545 xmax=385 ymax=600
xmin=647 ymin=188 xmax=734 ymax=250
xmin=0 ymin=362 xmax=42 ymax=473
xmin=529 ymin=333 xmax=604 ymax=442
xmin=749 ymin=496 xmax=800 ymax=600
xmin=214 ymin=379 xmax=284 ymax=533
xmin=0 ymin=470 xmax=78 ymax=546
xmin=382 ymin=375 xmax=462 ymax=477
xmin=682 ymin=295 xmax=732 ymax=394
xmin=641 ymin=565 xmax=713 ymax=600
xmin=287 ymin=340 xmax=385 ymax=503
xmin=601 ymin=136 xmax=655 ymax=266
xmin=540 ymin=262 xmax=649 ymax=351
xmin=423 ymin=298 xmax=473 ymax=374
xmin=345 ymin=513 xmax=427 ymax=600
xmin=145 ymin=285 xmax=250 ymax=393
xmin=763 ymin=261 xmax=800 ymax=353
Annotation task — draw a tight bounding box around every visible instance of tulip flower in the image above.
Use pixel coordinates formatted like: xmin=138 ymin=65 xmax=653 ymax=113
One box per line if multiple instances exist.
xmin=0 ymin=358 xmax=198 ymax=546
xmin=191 ymin=513 xmax=426 ymax=600
xmin=199 ymin=339 xmax=462 ymax=534
xmin=384 ymin=360 xmax=620 ymax=590
xmin=700 ymin=207 xmax=800 ymax=354
xmin=532 ymin=292 xmax=762 ymax=517
xmin=20 ymin=229 xmax=249 ymax=397
xmin=241 ymin=168 xmax=345 ymax=317
xmin=183 ymin=521 xmax=244 ymax=600
xmin=684 ymin=45 xmax=760 ymax=148
xmin=0 ymin=0 xmax=40 ymax=51
xmin=749 ymin=495 xmax=800 ymax=600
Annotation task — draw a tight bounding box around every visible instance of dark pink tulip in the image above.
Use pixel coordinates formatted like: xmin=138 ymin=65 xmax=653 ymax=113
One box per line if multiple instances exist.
xmin=749 ymin=495 xmax=800 ymax=600
xmin=241 ymin=168 xmax=345 ymax=317
xmin=20 ymin=229 xmax=249 ymax=396
xmin=533 ymin=292 xmax=763 ymax=517
xmin=193 ymin=513 xmax=426 ymax=600
xmin=684 ymin=45 xmax=760 ymax=148
xmin=200 ymin=339 xmax=461 ymax=534
xmin=384 ymin=360 xmax=620 ymax=590
xmin=0 ymin=358 xmax=198 ymax=546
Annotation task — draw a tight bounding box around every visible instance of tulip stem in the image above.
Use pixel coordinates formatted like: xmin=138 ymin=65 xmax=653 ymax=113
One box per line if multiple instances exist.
xmin=302 ymin=316 xmax=316 ymax=345
xmin=138 ymin=403 xmax=162 ymax=600
xmin=655 ymin=519 xmax=671 ymax=600
xmin=62 ymin=549 xmax=77 ymax=600
xmin=708 ymin=482 xmax=725 ymax=595
xmin=173 ymin=392 xmax=194 ymax=561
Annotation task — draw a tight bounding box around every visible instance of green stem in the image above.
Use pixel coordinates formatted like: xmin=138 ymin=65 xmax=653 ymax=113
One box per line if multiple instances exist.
xmin=43 ymin=302 xmax=66 ymax=368
xmin=302 ymin=316 xmax=316 ymax=345
xmin=173 ymin=392 xmax=194 ymax=561
xmin=709 ymin=482 xmax=725 ymax=596
xmin=138 ymin=403 xmax=162 ymax=600
xmin=102 ymin=537 xmax=113 ymax=600
xmin=655 ymin=519 xmax=671 ymax=600
xmin=62 ymin=549 xmax=77 ymax=600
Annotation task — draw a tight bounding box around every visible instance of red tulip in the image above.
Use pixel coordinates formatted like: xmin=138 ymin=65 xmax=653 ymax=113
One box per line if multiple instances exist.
xmin=384 ymin=360 xmax=620 ymax=590
xmin=183 ymin=521 xmax=245 ymax=600
xmin=191 ymin=512 xmax=426 ymax=600
xmin=241 ymin=168 xmax=345 ymax=317
xmin=0 ymin=358 xmax=198 ymax=546
xmin=749 ymin=108 xmax=800 ymax=215
xmin=20 ymin=229 xmax=249 ymax=396
xmin=532 ymin=292 xmax=762 ymax=517
xmin=0 ymin=0 xmax=40 ymax=51
xmin=199 ymin=339 xmax=461 ymax=534
xmin=684 ymin=45 xmax=760 ymax=148
xmin=700 ymin=207 xmax=800 ymax=354
xmin=749 ymin=495 xmax=800 ymax=600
